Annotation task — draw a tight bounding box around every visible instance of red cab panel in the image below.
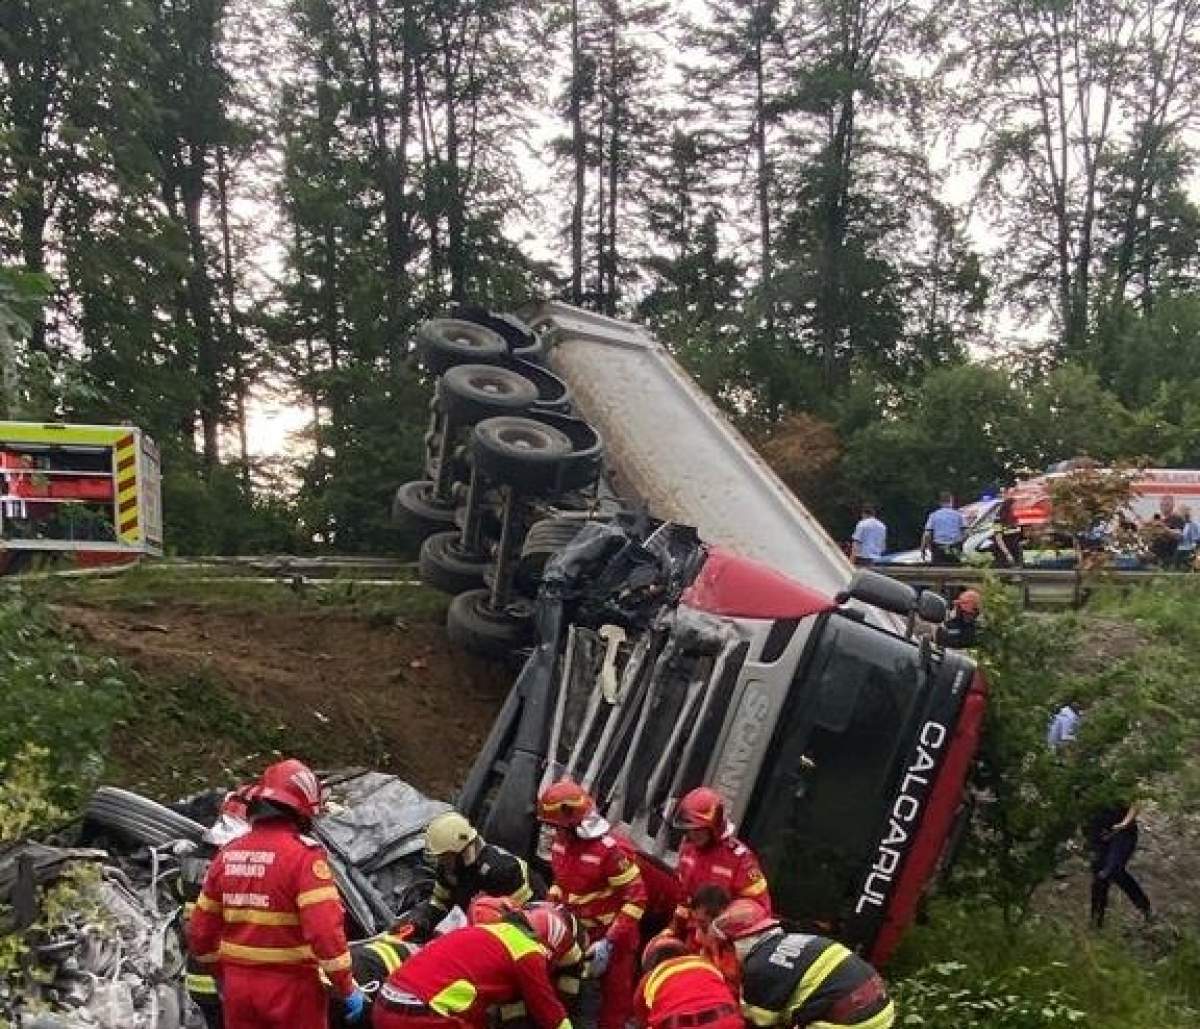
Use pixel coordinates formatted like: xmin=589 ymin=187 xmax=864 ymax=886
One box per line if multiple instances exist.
xmin=682 ymin=547 xmax=835 ymax=620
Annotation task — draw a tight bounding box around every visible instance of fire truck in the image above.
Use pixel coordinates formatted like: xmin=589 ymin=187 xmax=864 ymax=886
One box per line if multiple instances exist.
xmin=393 ymin=304 xmax=987 ymax=963
xmin=0 ymin=422 xmax=162 ymax=574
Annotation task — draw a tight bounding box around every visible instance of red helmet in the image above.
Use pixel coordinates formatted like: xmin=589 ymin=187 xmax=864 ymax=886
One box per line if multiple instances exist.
xmin=537 ymin=778 xmax=595 ymax=828
xmin=468 ymin=894 xmax=519 ymax=926
xmin=257 ymin=758 xmax=323 ymax=820
xmin=711 ymin=899 xmax=778 ymax=941
xmin=955 ymin=589 xmax=982 ymax=616
xmin=221 ymin=784 xmax=257 ymax=821
xmin=642 ymin=933 xmax=689 ymax=970
xmin=674 ymin=787 xmax=727 ymax=835
xmin=523 ymin=903 xmax=578 ymax=965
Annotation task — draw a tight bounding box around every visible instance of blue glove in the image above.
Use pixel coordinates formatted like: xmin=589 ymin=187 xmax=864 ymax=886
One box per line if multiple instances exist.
xmin=344 ymin=988 xmax=367 ymax=1024
xmin=587 ymin=938 xmax=613 ymax=977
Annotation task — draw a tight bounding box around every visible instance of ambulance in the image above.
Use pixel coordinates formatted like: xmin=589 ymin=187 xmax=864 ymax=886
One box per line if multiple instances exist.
xmin=0 ymin=422 xmax=162 ymax=574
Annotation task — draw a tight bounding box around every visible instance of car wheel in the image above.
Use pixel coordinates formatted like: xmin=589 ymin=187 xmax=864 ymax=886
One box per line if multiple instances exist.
xmin=446 ymin=589 xmax=532 ymax=658
xmin=419 ymin=531 xmax=491 ymax=595
xmin=82 ymin=787 xmax=207 ymax=848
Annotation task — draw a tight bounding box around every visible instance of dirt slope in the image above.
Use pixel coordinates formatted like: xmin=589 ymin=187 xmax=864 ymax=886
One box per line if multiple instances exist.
xmin=59 ymin=599 xmax=510 ymax=800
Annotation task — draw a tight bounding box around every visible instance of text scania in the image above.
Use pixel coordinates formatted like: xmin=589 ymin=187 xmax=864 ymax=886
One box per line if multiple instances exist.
xmin=854 ymin=721 xmax=948 ymax=914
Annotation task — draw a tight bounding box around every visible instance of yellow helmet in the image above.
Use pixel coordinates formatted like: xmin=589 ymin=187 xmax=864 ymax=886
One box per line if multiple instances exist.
xmin=425 ymin=812 xmax=479 ymax=857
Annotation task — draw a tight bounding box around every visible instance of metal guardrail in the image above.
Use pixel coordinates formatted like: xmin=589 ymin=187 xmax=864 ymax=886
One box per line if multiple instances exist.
xmin=876 ymin=564 xmax=1198 ymax=607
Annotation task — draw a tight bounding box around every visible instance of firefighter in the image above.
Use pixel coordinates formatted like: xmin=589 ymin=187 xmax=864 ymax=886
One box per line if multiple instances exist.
xmin=404 ymin=812 xmax=539 ymax=939
xmin=670 ymin=787 xmax=771 ymax=943
xmin=468 ymin=896 xmax=588 ymax=1028
xmin=633 ymin=935 xmax=741 ymax=1029
xmin=187 ymin=758 xmax=367 ymax=1029
xmin=372 ymin=905 xmax=576 ymax=1029
xmin=711 ymin=900 xmax=895 ymax=1029
xmin=328 ymin=930 xmax=420 ymax=1028
xmin=936 ymin=589 xmax=981 ymax=649
xmin=537 ymin=778 xmax=647 ymax=1029
xmin=184 ymin=785 xmax=256 ymax=1029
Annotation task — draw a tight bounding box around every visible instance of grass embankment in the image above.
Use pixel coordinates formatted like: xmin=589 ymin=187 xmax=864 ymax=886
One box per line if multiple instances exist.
xmin=3 ymin=566 xmax=455 ymax=800
xmin=3 ymin=571 xmax=1200 ymax=1026
xmin=890 ymin=576 xmax=1200 ymax=1028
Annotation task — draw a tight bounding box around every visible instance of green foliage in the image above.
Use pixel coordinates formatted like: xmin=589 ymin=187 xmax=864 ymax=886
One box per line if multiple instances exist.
xmin=893 ymin=901 xmax=1200 ymax=1029
xmin=162 ymin=461 xmax=304 ymax=556
xmin=0 ymin=745 xmax=66 ymax=840
xmin=0 ymin=596 xmax=134 ymax=809
xmin=954 ymin=578 xmax=1200 ymax=922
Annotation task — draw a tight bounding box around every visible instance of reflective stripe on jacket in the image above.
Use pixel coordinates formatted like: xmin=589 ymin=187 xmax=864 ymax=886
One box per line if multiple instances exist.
xmin=386 ymin=921 xmax=571 ymax=1029
xmin=185 ymin=818 xmax=355 ymax=998
xmin=549 ymin=832 xmax=647 ymax=948
xmin=634 ymin=955 xmax=738 ymax=1029
xmin=739 ymin=932 xmax=893 ymax=1028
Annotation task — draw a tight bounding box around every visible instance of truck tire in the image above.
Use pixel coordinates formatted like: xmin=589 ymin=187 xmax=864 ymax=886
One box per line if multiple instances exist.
xmin=471 ymin=417 xmax=573 ymax=493
xmin=440 ymin=364 xmax=539 ymax=424
xmin=392 ymin=480 xmax=457 ymax=538
xmin=518 ymin=518 xmax=585 ymax=586
xmin=419 ymin=531 xmax=490 ymax=595
xmin=446 ymin=589 xmax=532 ymax=658
xmin=417 ymin=319 xmax=506 ymax=375
xmin=83 ymin=787 xmax=207 ymax=848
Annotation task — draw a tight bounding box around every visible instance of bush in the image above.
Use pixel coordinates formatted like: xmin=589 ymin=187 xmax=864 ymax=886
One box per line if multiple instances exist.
xmin=954 ymin=579 xmax=1200 ymax=922
xmin=892 ymin=901 xmax=1200 ymax=1029
xmin=0 ymin=596 xmax=134 ymax=811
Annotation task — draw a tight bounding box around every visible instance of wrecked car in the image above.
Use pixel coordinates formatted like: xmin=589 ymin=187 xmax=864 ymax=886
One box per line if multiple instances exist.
xmin=1 ymin=771 xmax=448 ymax=1028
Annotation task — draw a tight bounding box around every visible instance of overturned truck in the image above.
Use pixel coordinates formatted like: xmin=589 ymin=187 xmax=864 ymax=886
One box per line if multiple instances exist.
xmin=393 ymin=303 xmax=987 ymax=965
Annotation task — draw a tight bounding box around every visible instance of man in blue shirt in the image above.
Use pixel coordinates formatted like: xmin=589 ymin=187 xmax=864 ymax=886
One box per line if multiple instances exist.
xmin=1178 ymin=505 xmax=1199 ymax=570
xmin=921 ymin=492 xmax=966 ymax=565
xmin=850 ymin=504 xmax=887 ymax=566
xmin=1047 ymin=698 xmax=1081 ymax=750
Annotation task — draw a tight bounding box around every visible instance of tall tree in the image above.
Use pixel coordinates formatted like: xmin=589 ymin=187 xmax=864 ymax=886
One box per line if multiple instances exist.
xmin=953 ymin=0 xmax=1200 ymax=357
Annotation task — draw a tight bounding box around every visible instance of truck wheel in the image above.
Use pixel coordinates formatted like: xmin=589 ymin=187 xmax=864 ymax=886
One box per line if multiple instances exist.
xmin=419 ymin=531 xmax=490 ymax=595
xmin=440 ymin=364 xmax=539 ymax=424
xmin=417 ymin=319 xmax=506 ymax=375
xmin=472 ymin=417 xmax=573 ymax=492
xmin=446 ymin=589 xmax=532 ymax=658
xmin=518 ymin=518 xmax=585 ymax=587
xmin=392 ymin=480 xmax=457 ymax=538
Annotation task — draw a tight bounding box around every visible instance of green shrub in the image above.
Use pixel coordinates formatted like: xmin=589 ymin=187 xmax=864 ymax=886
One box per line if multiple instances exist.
xmin=892 ymin=901 xmax=1200 ymax=1029
xmin=0 ymin=596 xmax=134 ymax=809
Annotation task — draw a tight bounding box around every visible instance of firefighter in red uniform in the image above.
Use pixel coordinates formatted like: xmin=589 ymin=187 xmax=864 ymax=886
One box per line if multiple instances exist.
xmin=537 ymin=778 xmax=647 ymax=1029
xmin=187 ymin=758 xmax=367 ymax=1029
xmin=670 ymin=787 xmax=771 ymax=945
xmin=633 ymin=935 xmax=741 ymax=1029
xmin=372 ymin=905 xmax=576 ymax=1029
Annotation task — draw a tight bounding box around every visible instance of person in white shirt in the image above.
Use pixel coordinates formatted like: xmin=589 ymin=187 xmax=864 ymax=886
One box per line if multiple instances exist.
xmin=1047 ymin=698 xmax=1081 ymax=750
xmin=850 ymin=505 xmax=887 ymax=566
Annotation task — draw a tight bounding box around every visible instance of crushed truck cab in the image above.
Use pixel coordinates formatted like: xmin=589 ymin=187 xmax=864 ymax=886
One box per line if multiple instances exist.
xmin=397 ymin=302 xmax=986 ymax=964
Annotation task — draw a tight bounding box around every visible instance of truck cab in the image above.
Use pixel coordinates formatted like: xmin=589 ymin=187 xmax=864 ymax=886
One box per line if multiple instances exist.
xmin=397 ymin=301 xmax=986 ymax=962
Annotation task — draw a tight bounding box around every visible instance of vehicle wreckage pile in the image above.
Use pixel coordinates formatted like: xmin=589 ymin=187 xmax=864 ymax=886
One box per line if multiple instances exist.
xmin=0 ymin=773 xmax=448 ymax=1028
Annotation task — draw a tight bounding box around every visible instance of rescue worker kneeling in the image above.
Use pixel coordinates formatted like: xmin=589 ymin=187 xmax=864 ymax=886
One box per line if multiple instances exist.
xmin=711 ymin=900 xmax=895 ymax=1029
xmin=633 ymin=935 xmax=741 ymax=1029
xmin=373 ymin=903 xmax=576 ymax=1029
xmin=468 ymin=895 xmax=586 ymax=1029
xmin=404 ymin=812 xmax=540 ymax=940
xmin=328 ymin=929 xmax=420 ymax=1027
xmin=187 ymin=758 xmax=367 ymax=1029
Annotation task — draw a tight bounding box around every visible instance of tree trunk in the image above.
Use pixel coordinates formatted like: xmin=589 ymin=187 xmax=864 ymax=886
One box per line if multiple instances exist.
xmin=215 ymin=148 xmax=250 ymax=487
xmin=570 ymin=0 xmax=586 ymax=304
xmin=605 ymin=19 xmax=619 ymax=315
xmin=752 ymin=16 xmax=773 ymax=332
